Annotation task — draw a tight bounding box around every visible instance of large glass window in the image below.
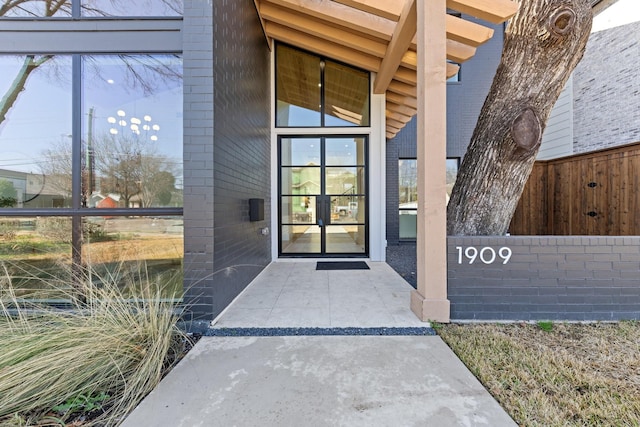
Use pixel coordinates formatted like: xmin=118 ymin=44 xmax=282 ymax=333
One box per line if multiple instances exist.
xmin=0 ymin=55 xmax=73 ymax=209
xmin=83 ymin=55 xmax=183 ymax=209
xmin=81 ymin=0 xmax=182 ymax=17
xmin=0 ymin=0 xmax=182 ymax=18
xmin=0 ymin=52 xmax=183 ymax=300
xmin=398 ymin=158 xmax=458 ymax=240
xmin=276 ymin=44 xmax=370 ymax=128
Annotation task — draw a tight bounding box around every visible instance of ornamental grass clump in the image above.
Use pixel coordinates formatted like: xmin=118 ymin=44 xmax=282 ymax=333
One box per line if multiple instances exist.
xmin=0 ymin=262 xmax=187 ymax=426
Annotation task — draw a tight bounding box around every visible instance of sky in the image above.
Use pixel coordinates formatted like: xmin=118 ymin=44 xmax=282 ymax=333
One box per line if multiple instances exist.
xmin=592 ymin=0 xmax=640 ymax=32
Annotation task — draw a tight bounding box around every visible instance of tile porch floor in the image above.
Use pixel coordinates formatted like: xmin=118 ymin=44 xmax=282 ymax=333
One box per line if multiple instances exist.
xmin=212 ymin=261 xmax=427 ymax=328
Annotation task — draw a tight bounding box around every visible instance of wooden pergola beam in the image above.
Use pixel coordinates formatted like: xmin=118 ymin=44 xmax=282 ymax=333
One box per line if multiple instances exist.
xmin=386 ymin=101 xmax=417 ymax=117
xmin=264 ymin=0 xmax=394 ymax=41
xmin=265 ymin=22 xmax=382 ymax=72
xmin=332 ymin=0 xmax=403 ymax=21
xmin=373 ymin=0 xmax=417 ymax=94
xmin=386 ymin=91 xmax=417 ymax=109
xmin=386 ymin=111 xmax=414 ymax=124
xmin=253 ymin=0 xmax=273 ymax=49
xmin=260 ymin=2 xmax=387 ymax=57
xmin=447 ymin=0 xmax=519 ymax=24
xmin=446 ymin=39 xmax=476 ymax=63
xmin=323 ymin=0 xmax=496 ymax=50
xmin=387 ymin=80 xmax=416 ymax=98
xmin=446 ymin=13 xmax=494 ymax=47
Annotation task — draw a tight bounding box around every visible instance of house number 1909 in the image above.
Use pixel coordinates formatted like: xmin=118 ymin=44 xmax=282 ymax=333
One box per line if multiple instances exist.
xmin=456 ymin=246 xmax=512 ymax=265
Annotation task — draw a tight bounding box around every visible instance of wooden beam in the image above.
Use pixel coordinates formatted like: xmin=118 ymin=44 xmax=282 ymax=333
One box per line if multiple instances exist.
xmin=446 ymin=39 xmax=476 ymax=63
xmin=263 ymin=0 xmax=395 ymax=41
xmin=386 ymin=91 xmax=417 ymax=109
xmin=386 ymin=111 xmax=413 ymax=124
xmin=387 ymin=80 xmax=416 ymax=98
xmin=265 ymin=22 xmax=382 ymax=72
xmin=385 ymin=118 xmax=405 ymax=130
xmin=373 ymin=0 xmax=417 ymax=94
xmin=315 ymin=0 xmax=494 ymax=50
xmin=447 ymin=62 xmax=460 ymax=79
xmin=446 ymin=14 xmax=494 ymax=47
xmin=262 ymin=0 xmax=480 ymax=65
xmin=332 ymin=0 xmax=403 ymax=21
xmin=260 ymin=2 xmax=387 ymax=57
xmin=253 ymin=0 xmax=273 ymax=50
xmin=387 ymin=101 xmax=417 ymax=117
xmin=394 ymin=67 xmax=417 ymax=85
xmin=447 ymin=0 xmax=519 ymax=24
xmin=261 ymin=1 xmax=418 ymax=71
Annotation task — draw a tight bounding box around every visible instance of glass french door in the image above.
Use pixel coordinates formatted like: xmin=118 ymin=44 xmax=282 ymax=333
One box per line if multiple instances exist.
xmin=279 ymin=136 xmax=368 ymax=256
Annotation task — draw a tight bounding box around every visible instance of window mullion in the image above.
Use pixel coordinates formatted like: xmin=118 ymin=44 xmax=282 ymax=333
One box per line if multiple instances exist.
xmin=71 ymin=54 xmax=83 ymax=271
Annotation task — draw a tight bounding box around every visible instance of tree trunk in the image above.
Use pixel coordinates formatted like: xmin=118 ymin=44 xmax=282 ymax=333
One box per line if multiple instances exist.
xmin=447 ymin=0 xmax=592 ymax=235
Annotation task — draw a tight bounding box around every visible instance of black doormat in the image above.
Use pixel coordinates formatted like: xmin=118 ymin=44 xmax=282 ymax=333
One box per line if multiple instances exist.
xmin=316 ymin=261 xmax=370 ymax=270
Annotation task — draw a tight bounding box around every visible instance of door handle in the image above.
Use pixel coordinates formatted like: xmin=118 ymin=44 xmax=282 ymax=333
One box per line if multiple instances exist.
xmin=316 ymin=197 xmax=324 ymax=227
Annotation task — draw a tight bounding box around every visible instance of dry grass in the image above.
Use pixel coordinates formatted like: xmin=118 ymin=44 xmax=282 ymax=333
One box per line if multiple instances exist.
xmin=438 ymin=322 xmax=640 ymax=426
xmin=0 ymin=263 xmax=188 ymax=426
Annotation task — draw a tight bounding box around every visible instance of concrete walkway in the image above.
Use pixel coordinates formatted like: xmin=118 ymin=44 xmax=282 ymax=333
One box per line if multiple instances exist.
xmin=122 ymin=261 xmax=516 ymax=426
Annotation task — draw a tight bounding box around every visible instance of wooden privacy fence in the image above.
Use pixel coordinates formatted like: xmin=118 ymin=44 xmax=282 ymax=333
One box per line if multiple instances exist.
xmin=510 ymin=142 xmax=640 ymax=236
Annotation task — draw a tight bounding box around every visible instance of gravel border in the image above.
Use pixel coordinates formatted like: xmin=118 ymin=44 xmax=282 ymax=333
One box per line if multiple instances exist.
xmin=386 ymin=242 xmax=417 ymax=288
xmin=205 ymin=327 xmax=435 ymax=336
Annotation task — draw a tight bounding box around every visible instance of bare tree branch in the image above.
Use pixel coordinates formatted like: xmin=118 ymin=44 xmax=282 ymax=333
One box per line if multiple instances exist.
xmin=0 ymin=55 xmax=54 ymax=126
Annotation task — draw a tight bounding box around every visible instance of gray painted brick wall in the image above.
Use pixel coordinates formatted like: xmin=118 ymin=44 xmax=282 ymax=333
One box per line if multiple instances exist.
xmin=573 ymin=21 xmax=640 ymax=153
xmin=183 ymin=0 xmax=216 ymax=323
xmin=183 ymin=0 xmax=270 ymax=324
xmin=448 ymin=236 xmax=640 ymax=321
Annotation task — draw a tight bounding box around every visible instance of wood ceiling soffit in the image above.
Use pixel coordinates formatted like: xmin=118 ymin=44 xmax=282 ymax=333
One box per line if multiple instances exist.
xmin=263 ymin=0 xmax=395 ymax=41
xmin=447 ymin=0 xmax=519 ymax=24
xmin=260 ymin=2 xmax=387 ymax=57
xmin=373 ymin=0 xmax=417 ymax=94
xmin=265 ymin=22 xmax=381 ymax=72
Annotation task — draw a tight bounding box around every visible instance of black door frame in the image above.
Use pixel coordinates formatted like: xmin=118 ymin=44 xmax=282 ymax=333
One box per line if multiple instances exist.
xmin=277 ymin=135 xmax=369 ymax=257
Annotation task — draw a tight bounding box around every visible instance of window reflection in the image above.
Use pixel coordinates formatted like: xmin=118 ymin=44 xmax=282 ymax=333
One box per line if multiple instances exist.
xmin=83 ymin=216 xmax=183 ymax=298
xmin=0 ymin=1 xmax=183 ymax=17
xmin=0 ymin=217 xmax=73 ymax=300
xmin=83 ymin=55 xmax=183 ymax=208
xmin=398 ymin=158 xmax=458 ymax=240
xmin=82 ymin=0 xmax=182 ymax=16
xmin=0 ymin=55 xmax=72 ymax=208
xmin=276 ymin=44 xmax=370 ymax=128
xmin=324 ymin=61 xmax=370 ymax=126
xmin=0 ymin=1 xmax=72 ymax=17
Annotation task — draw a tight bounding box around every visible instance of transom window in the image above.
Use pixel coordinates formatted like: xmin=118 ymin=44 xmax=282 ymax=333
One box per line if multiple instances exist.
xmin=275 ymin=44 xmax=370 ymax=128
